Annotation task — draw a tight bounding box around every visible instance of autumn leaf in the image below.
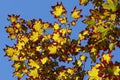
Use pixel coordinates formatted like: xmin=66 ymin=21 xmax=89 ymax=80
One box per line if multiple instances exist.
xmin=6 ymin=27 xmax=14 ymax=34
xmin=113 ymin=66 xmax=120 ymax=76
xmin=29 ymin=68 xmax=39 ymax=79
xmin=83 ymin=16 xmax=96 ymax=28
xmin=48 ymin=45 xmax=57 ymax=55
xmin=58 ymin=17 xmax=67 ymax=24
xmin=102 ymin=53 xmax=112 ymax=63
xmin=14 ymin=69 xmax=28 ymax=79
xmin=30 ymin=31 xmax=39 ymax=42
xmin=28 ymin=59 xmax=40 ymax=69
xmin=102 ymin=0 xmax=118 ymax=12
xmin=53 ymin=22 xmax=60 ymax=30
xmin=51 ymin=2 xmax=66 ymax=18
xmin=8 ymin=15 xmax=19 ymax=23
xmin=71 ymin=6 xmax=82 ymax=19
xmin=77 ymin=60 xmax=82 ymax=67
xmin=80 ymin=0 xmax=89 ymax=5
xmin=41 ymin=57 xmax=48 ymax=64
xmin=67 ymin=68 xmax=74 ymax=75
xmin=80 ymin=55 xmax=86 ymax=61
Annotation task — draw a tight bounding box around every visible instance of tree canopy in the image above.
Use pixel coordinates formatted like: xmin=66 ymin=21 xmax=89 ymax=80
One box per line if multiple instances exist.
xmin=4 ymin=0 xmax=120 ymax=80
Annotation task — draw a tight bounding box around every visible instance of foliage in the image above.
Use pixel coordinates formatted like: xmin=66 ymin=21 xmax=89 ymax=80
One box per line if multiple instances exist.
xmin=4 ymin=0 xmax=120 ymax=80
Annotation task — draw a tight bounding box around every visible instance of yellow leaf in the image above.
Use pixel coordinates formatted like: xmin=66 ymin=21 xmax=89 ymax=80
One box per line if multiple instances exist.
xmin=67 ymin=57 xmax=73 ymax=61
xmin=36 ymin=46 xmax=42 ymax=51
xmin=29 ymin=68 xmax=39 ymax=78
xmin=5 ymin=47 xmax=14 ymax=57
xmin=14 ymin=69 xmax=27 ymax=78
xmin=28 ymin=59 xmax=40 ymax=69
xmin=42 ymin=34 xmax=51 ymax=41
xmin=109 ymin=13 xmax=116 ymax=21
xmin=6 ymin=27 xmax=14 ymax=34
xmin=58 ymin=71 xmax=67 ymax=79
xmin=16 ymin=41 xmax=25 ymax=50
xmin=53 ymin=22 xmax=60 ymax=30
xmin=78 ymin=33 xmax=85 ymax=40
xmin=75 ymin=76 xmax=79 ymax=80
xmin=113 ymin=66 xmax=120 ymax=76
xmin=88 ymin=65 xmax=101 ymax=80
xmin=43 ymin=22 xmax=50 ymax=29
xmin=71 ymin=7 xmax=82 ymax=19
xmin=14 ymin=22 xmax=21 ymax=29
xmin=30 ymin=31 xmax=39 ymax=42
xmin=9 ymin=34 xmax=16 ymax=39
xmin=80 ymin=55 xmax=86 ymax=61
xmin=77 ymin=60 xmax=82 ymax=67
xmin=33 ymin=20 xmax=43 ymax=31
xmin=48 ymin=45 xmax=57 ymax=55
xmin=52 ymin=32 xmax=61 ymax=42
xmin=80 ymin=0 xmax=88 ymax=5
xmin=8 ymin=15 xmax=19 ymax=23
xmin=67 ymin=68 xmax=74 ymax=75
xmin=51 ymin=2 xmax=66 ymax=18
xmin=58 ymin=17 xmax=67 ymax=24
xmin=102 ymin=54 xmax=111 ymax=63
xmin=11 ymin=54 xmax=19 ymax=61
xmin=71 ymin=20 xmax=76 ymax=26
xmin=83 ymin=30 xmax=89 ymax=35
xmin=41 ymin=57 xmax=48 ymax=64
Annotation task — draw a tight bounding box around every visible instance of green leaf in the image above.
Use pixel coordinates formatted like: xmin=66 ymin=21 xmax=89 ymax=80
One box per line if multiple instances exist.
xmin=102 ymin=0 xmax=118 ymax=12
xmin=109 ymin=42 xmax=117 ymax=51
xmin=83 ymin=16 xmax=96 ymax=28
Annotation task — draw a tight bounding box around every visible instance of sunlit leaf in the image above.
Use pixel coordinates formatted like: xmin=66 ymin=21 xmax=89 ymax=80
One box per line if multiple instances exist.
xmin=28 ymin=59 xmax=40 ymax=69
xmin=41 ymin=57 xmax=48 ymax=64
xmin=8 ymin=15 xmax=19 ymax=23
xmin=58 ymin=17 xmax=67 ymax=24
xmin=113 ymin=66 xmax=120 ymax=76
xmin=29 ymin=68 xmax=39 ymax=78
xmin=71 ymin=6 xmax=82 ymax=19
xmin=51 ymin=2 xmax=66 ymax=18
xmin=102 ymin=0 xmax=118 ymax=12
xmin=80 ymin=0 xmax=89 ymax=5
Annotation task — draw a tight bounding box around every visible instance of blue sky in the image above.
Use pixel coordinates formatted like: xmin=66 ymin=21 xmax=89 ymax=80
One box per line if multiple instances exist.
xmin=0 ymin=0 xmax=120 ymax=80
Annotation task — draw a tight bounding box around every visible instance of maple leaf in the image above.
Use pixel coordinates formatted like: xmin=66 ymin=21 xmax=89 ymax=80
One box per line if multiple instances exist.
xmin=41 ymin=57 xmax=48 ymax=64
xmin=52 ymin=32 xmax=62 ymax=43
xmin=102 ymin=53 xmax=112 ymax=63
xmin=28 ymin=59 xmax=40 ymax=69
xmin=53 ymin=22 xmax=60 ymax=30
xmin=33 ymin=20 xmax=43 ymax=31
xmin=14 ymin=69 xmax=27 ymax=79
xmin=48 ymin=45 xmax=57 ymax=55
xmin=83 ymin=16 xmax=96 ymax=28
xmin=71 ymin=20 xmax=77 ymax=26
xmin=88 ymin=64 xmax=102 ymax=80
xmin=67 ymin=68 xmax=74 ymax=75
xmin=109 ymin=42 xmax=117 ymax=51
xmin=113 ymin=66 xmax=120 ymax=76
xmin=30 ymin=31 xmax=39 ymax=42
xmin=8 ymin=14 xmax=19 ymax=23
xmin=51 ymin=2 xmax=66 ymax=18
xmin=80 ymin=0 xmax=89 ymax=5
xmin=43 ymin=22 xmax=51 ymax=29
xmin=71 ymin=6 xmax=82 ymax=19
xmin=29 ymin=68 xmax=39 ymax=79
xmin=102 ymin=0 xmax=118 ymax=12
xmin=6 ymin=27 xmax=14 ymax=34
xmin=80 ymin=55 xmax=86 ymax=61
xmin=77 ymin=60 xmax=82 ymax=67
xmin=58 ymin=70 xmax=67 ymax=80
xmin=58 ymin=17 xmax=67 ymax=24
